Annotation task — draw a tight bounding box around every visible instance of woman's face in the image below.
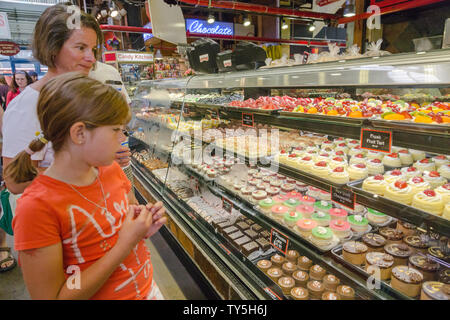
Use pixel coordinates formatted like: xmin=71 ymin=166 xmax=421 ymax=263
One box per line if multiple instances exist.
xmin=53 ymin=27 xmax=97 ymax=75
xmin=15 ymin=73 xmax=28 ymax=89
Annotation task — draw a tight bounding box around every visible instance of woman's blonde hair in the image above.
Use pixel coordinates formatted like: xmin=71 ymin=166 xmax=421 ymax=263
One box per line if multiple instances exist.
xmin=32 ymin=3 xmax=103 ymax=67
xmin=4 ymin=72 xmax=131 ymax=183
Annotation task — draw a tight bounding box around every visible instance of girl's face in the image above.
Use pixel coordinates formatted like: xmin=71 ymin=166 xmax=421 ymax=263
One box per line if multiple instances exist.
xmin=83 ymin=125 xmax=127 ymax=167
xmin=53 ymin=27 xmax=97 ymax=75
xmin=15 ymin=73 xmax=28 ymax=89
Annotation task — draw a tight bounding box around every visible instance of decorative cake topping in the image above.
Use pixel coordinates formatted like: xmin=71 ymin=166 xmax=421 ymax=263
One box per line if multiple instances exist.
xmin=420 ymin=159 xmax=430 ymax=163
xmin=407 ymin=166 xmax=418 ymax=172
xmin=388 ymin=153 xmax=398 ymax=158
xmin=412 ymin=176 xmax=424 ymax=183
xmin=333 ymin=166 xmax=345 ymax=172
xmin=423 ymin=189 xmax=437 ymax=197
xmin=355 ymin=153 xmax=365 ymax=158
xmin=354 ymin=215 xmax=363 ymax=222
xmin=333 ymin=157 xmax=344 ymax=162
xmin=355 ymin=163 xmax=366 ymax=169
xmin=371 ymin=159 xmax=382 ymax=163
xmin=335 ymin=151 xmax=345 ymax=156
xmin=394 ymin=180 xmax=408 ymax=189
xmin=374 ymin=174 xmax=384 ymax=180
xmin=316 ymin=227 xmax=327 ymax=235
xmin=429 ymin=171 xmax=440 ymax=177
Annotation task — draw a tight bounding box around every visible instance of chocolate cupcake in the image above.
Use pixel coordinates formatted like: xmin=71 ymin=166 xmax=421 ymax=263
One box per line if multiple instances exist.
xmin=322 ymin=291 xmax=340 ymax=300
xmin=270 ymin=254 xmax=285 ymax=268
xmin=362 ymin=233 xmax=387 ymax=253
xmin=286 ymin=249 xmax=299 ymax=263
xmin=323 ymin=274 xmax=340 ymax=292
xmin=307 ymin=280 xmax=325 ymax=300
xmin=267 ymin=267 xmax=283 ymax=283
xmin=391 ymin=266 xmax=423 ymax=298
xmin=379 ymin=227 xmax=404 ymax=245
xmin=292 ymin=270 xmax=309 ymax=287
xmin=278 ymin=276 xmax=295 ymax=295
xmin=439 ymin=269 xmax=450 ymax=284
xmin=282 ymin=261 xmax=298 ymax=276
xmin=309 ymin=264 xmax=326 ymax=281
xmin=404 ymin=235 xmax=429 ymax=254
xmin=297 ymin=256 xmax=313 ymax=271
xmin=291 ymin=287 xmax=309 ymax=300
xmin=420 ymin=281 xmax=450 ymax=300
xmin=396 ymin=220 xmax=416 ymax=237
xmin=256 ymin=259 xmax=272 ymax=273
xmin=336 ymin=285 xmax=355 ymax=300
xmin=408 ymin=254 xmax=440 ymax=282
xmin=428 ymin=247 xmax=449 ymax=263
xmin=384 ymin=243 xmax=413 ymax=267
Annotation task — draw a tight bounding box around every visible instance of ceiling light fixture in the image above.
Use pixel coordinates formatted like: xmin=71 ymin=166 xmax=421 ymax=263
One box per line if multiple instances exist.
xmin=111 ymin=9 xmax=119 ymax=18
xmin=155 ymin=49 xmax=163 ymax=60
xmin=243 ymin=16 xmax=251 ymax=27
xmin=207 ymin=14 xmax=215 ymax=24
xmin=343 ymin=0 xmax=356 ymax=18
xmin=309 ymin=23 xmax=316 ymax=32
xmin=281 ymin=19 xmax=288 ymax=30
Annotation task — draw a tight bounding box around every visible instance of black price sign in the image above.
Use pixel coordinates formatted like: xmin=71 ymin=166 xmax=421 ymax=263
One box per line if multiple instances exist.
xmin=270 ymin=228 xmax=289 ymax=255
xmin=360 ymin=128 xmax=392 ymax=153
xmin=222 ymin=197 xmax=233 ymax=214
xmin=331 ymin=186 xmax=356 ymax=210
xmin=242 ymin=113 xmax=254 ymax=127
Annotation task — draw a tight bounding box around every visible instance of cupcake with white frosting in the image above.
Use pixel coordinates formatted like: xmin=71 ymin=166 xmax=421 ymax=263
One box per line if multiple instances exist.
xmin=422 ymin=171 xmax=447 ymax=189
xmin=367 ymin=158 xmax=385 ymax=175
xmin=348 ymin=163 xmax=369 ymax=180
xmin=412 ymin=190 xmax=444 ymax=216
xmin=398 ymin=149 xmax=414 ymax=166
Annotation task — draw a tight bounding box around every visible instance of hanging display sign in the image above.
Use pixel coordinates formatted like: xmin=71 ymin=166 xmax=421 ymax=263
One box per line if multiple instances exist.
xmin=0 ymin=13 xmax=11 ymax=40
xmin=116 ymin=52 xmax=154 ymax=63
xmin=186 ymin=18 xmax=234 ymax=36
xmin=0 ymin=41 xmax=19 ymax=56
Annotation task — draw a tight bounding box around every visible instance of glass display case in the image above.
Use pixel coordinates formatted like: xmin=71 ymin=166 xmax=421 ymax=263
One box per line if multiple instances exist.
xmin=129 ymin=49 xmax=450 ymax=300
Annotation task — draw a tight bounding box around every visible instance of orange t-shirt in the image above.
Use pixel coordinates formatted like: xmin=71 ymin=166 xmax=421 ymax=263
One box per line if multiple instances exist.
xmin=13 ymin=162 xmax=152 ymax=300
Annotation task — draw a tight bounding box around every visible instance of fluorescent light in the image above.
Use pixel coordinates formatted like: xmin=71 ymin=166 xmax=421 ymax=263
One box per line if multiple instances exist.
xmin=243 ymin=17 xmax=251 ymax=27
xmin=207 ymin=14 xmax=215 ymax=24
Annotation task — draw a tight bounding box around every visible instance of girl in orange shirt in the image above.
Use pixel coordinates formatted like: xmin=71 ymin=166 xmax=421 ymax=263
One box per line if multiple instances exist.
xmin=5 ymin=72 xmax=167 ymax=299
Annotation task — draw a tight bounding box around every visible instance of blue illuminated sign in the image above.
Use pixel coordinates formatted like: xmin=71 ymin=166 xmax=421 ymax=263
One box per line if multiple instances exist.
xmin=186 ymin=19 xmax=234 ymax=36
xmin=143 ymin=22 xmax=153 ymax=41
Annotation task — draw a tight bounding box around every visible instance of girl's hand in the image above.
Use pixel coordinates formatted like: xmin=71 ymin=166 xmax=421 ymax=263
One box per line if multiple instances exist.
xmin=117 ymin=204 xmax=153 ymax=252
xmin=144 ymin=201 xmax=167 ymax=238
xmin=115 ymin=146 xmax=131 ymax=167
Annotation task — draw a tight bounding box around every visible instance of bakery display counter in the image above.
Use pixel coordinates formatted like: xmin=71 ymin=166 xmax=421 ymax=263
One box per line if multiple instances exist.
xmin=129 ymin=49 xmax=450 ymax=301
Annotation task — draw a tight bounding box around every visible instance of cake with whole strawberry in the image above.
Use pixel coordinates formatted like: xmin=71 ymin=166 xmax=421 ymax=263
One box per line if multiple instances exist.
xmin=435 ymin=183 xmax=450 ymax=203
xmin=412 ymin=189 xmax=444 ymax=216
xmin=384 ymin=180 xmax=414 ymax=205
xmin=362 ymin=174 xmax=388 ymax=195
xmin=367 ymin=158 xmax=385 ymax=175
xmin=407 ymin=176 xmax=431 ymax=194
xmin=328 ymin=166 xmax=350 ymax=184
xmin=422 ymin=171 xmax=447 ymax=189
xmin=383 ymin=153 xmax=402 ymax=168
xmin=401 ymin=166 xmax=421 ymax=179
xmin=348 ymin=163 xmax=369 ymax=180
xmin=414 ymin=158 xmax=436 ymax=173
xmin=398 ymin=149 xmax=414 ymax=166
xmin=438 ymin=163 xmax=450 ymax=179
xmin=384 ymin=169 xmax=406 ymax=183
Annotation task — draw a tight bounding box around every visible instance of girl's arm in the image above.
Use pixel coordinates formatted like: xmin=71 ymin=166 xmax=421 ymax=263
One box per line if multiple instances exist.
xmin=20 ymin=204 xmax=164 ymax=300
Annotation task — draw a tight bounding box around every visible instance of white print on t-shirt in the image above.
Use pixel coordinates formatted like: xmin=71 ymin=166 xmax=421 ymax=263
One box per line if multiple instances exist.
xmin=61 ymin=191 xmax=151 ymax=298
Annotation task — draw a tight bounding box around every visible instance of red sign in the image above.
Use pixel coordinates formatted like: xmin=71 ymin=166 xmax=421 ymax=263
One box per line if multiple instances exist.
xmin=317 ymin=0 xmax=341 ymax=6
xmin=0 ymin=41 xmax=19 ymax=56
xmin=103 ymin=52 xmax=117 ymax=62
xmin=370 ymin=0 xmax=410 ymax=7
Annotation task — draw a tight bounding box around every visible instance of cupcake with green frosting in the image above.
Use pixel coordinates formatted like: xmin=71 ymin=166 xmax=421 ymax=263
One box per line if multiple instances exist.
xmin=283 ymin=211 xmax=302 ymax=227
xmin=311 ymin=211 xmax=331 ymax=227
xmin=311 ymin=226 xmax=334 ymax=248
xmin=259 ymin=198 xmax=276 ymax=214
xmin=283 ymin=198 xmax=302 ymax=210
xmin=347 ymin=214 xmax=369 ymax=233
xmin=314 ymin=200 xmax=332 ymax=214
xmin=366 ymin=208 xmax=389 ymax=225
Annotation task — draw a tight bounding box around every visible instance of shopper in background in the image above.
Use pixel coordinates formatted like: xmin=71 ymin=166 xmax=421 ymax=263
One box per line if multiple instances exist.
xmin=6 ymin=72 xmax=166 ymax=299
xmin=28 ymin=71 xmax=38 ymax=83
xmin=0 ymin=76 xmax=8 ymax=110
xmin=5 ymin=71 xmax=33 ymax=108
xmin=0 ymin=3 xmax=103 ymax=273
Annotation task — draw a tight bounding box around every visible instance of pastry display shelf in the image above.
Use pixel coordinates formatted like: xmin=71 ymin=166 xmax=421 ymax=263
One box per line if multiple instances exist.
xmin=132 ymin=161 xmax=276 ymax=300
xmin=166 ymin=101 xmax=450 ymax=154
xmin=141 ymin=49 xmax=450 ymax=90
xmin=132 ymin=152 xmax=392 ymax=300
xmin=348 ymin=180 xmax=450 ymax=238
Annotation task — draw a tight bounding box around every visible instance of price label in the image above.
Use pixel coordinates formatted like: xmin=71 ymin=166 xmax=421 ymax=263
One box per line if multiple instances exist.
xmin=199 ymin=53 xmax=209 ymax=63
xmin=242 ymin=113 xmax=254 ymax=127
xmin=360 ymin=128 xmax=392 ymax=153
xmin=222 ymin=197 xmax=233 ymax=214
xmin=331 ymin=186 xmax=356 ymax=210
xmin=270 ymin=228 xmax=289 ymax=255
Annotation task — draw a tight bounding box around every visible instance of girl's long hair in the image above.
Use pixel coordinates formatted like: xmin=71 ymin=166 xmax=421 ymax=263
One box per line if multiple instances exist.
xmin=4 ymin=72 xmax=131 ymax=183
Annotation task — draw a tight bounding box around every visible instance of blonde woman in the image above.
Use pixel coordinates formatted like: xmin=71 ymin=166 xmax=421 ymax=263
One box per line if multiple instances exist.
xmin=6 ymin=72 xmax=166 ymax=299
